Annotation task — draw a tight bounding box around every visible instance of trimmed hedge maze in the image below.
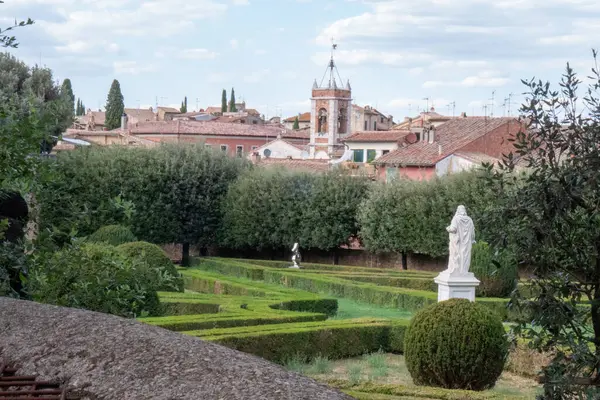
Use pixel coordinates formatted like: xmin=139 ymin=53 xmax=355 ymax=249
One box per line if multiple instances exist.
xmin=139 ymin=257 xmax=514 ymax=366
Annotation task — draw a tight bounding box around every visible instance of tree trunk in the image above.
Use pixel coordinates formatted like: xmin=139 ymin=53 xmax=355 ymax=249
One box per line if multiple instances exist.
xmin=592 ymin=283 xmax=600 ymax=380
xmin=401 ymin=252 xmax=408 ymax=270
xmin=182 ymin=242 xmax=190 ymax=267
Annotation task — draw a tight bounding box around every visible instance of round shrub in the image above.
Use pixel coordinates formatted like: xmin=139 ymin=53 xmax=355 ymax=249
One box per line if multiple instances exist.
xmin=404 ymin=298 xmax=508 ymax=391
xmin=471 ymin=241 xmax=518 ymax=298
xmin=117 ymin=241 xmax=184 ymax=292
xmin=29 ymin=242 xmax=162 ymax=318
xmin=87 ymin=224 xmax=137 ymax=246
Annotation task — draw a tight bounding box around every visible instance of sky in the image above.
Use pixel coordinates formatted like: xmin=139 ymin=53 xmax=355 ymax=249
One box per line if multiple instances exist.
xmin=3 ymin=0 xmax=600 ymax=121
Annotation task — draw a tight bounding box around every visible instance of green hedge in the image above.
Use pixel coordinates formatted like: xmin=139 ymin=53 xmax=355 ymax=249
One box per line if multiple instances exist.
xmin=196 ymin=258 xmax=516 ymax=320
xmin=140 ymin=311 xmax=327 ymax=332
xmin=87 ymin=224 xmax=137 ymax=246
xmin=337 ymin=382 xmax=529 ymax=400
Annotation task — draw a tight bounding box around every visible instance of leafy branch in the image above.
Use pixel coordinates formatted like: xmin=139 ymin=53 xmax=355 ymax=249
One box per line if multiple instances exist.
xmin=0 ymin=1 xmax=34 ymax=48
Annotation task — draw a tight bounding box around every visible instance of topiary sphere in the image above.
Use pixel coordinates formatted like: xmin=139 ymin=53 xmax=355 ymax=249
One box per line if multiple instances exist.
xmin=87 ymin=225 xmax=137 ymax=246
xmin=404 ymin=298 xmax=508 ymax=391
xmin=117 ymin=241 xmax=184 ymax=292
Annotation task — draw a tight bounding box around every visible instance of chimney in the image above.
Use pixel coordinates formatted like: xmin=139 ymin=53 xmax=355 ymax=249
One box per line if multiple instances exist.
xmin=428 ymin=127 xmax=435 ymax=144
xmin=438 ymin=144 xmax=443 ymax=155
xmin=120 ymin=113 xmax=128 ymax=130
xmin=460 ymin=112 xmax=467 ymax=118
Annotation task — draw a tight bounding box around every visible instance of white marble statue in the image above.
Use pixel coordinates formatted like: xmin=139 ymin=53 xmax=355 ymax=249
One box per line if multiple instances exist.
xmin=446 ymin=205 xmax=476 ymax=275
xmin=289 ymin=243 xmax=301 ymax=269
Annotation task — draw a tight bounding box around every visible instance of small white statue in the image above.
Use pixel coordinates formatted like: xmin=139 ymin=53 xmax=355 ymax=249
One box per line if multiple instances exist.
xmin=446 ymin=205 xmax=476 ymax=275
xmin=289 ymin=242 xmax=301 ymax=269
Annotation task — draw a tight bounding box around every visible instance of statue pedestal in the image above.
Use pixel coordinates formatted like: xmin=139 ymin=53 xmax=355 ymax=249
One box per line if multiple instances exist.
xmin=434 ymin=270 xmax=480 ymax=302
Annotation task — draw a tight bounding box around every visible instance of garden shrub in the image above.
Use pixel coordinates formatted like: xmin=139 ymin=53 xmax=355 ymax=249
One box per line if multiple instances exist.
xmin=28 ymin=242 xmax=163 ymax=318
xmin=87 ymin=224 xmax=137 ymax=246
xmin=470 ymin=241 xmax=518 ymax=298
xmin=404 ymin=298 xmax=508 ymax=391
xmin=117 ymin=241 xmax=183 ymax=292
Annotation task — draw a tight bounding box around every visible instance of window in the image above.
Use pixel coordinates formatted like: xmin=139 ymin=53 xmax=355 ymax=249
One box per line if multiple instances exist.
xmin=353 ymin=149 xmax=364 ymax=163
xmin=220 ymin=145 xmax=228 ymax=153
xmin=251 ymin=146 xmax=258 ymax=151
xmin=380 ymin=117 xmax=384 ymax=123
xmin=236 ymin=145 xmax=244 ymax=157
xmin=374 ymin=121 xmax=377 ymax=131
xmin=205 ymin=143 xmax=212 ymax=149
xmin=252 ymin=120 xmax=258 ymax=124
xmin=364 ymin=121 xmax=368 ymax=131
xmin=240 ymin=119 xmax=246 ymax=124
xmin=367 ymin=149 xmax=377 ymax=163
xmin=386 ymin=167 xmax=399 ymax=183
xmin=382 ymin=150 xmax=390 ymax=156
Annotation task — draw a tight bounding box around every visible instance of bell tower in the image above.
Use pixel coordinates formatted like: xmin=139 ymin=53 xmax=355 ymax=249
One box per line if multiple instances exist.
xmin=309 ymin=40 xmax=352 ymax=158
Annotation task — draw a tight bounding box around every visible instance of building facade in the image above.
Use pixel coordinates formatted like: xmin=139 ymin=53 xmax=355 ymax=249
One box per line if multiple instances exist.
xmin=351 ymin=105 xmax=394 ymax=133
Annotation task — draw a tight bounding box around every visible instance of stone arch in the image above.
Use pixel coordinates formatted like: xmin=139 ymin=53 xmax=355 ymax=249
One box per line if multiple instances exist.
xmin=317 ymin=108 xmax=328 ymax=134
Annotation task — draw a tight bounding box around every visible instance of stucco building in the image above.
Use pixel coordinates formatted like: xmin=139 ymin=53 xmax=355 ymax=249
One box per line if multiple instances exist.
xmin=351 ymin=105 xmax=393 ymax=132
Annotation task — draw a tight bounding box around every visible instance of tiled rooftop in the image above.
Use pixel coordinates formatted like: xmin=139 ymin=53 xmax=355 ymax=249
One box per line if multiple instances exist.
xmin=254 ymin=158 xmax=330 ymax=173
xmin=343 ymin=130 xmax=410 ymax=142
xmin=284 ymin=112 xmax=311 ymax=123
xmin=375 ymin=117 xmax=520 ymax=167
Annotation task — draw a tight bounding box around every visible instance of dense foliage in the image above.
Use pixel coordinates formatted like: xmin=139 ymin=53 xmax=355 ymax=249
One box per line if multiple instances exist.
xmin=470 ymin=241 xmax=518 ymax=298
xmin=87 ymin=224 xmax=137 ymax=246
xmin=104 ymin=79 xmax=124 ymax=130
xmin=37 ymin=144 xmax=248 ymax=265
xmin=485 ymin=55 xmax=600 ymax=397
xmin=117 ymin=241 xmax=183 ymax=292
xmin=28 ymin=242 xmax=164 ymax=318
xmin=220 ymin=169 xmax=369 ymax=252
xmin=359 ymin=172 xmax=494 ymax=258
xmin=61 ymin=78 xmax=75 ymax=118
xmin=404 ymin=298 xmax=508 ymax=391
xmin=0 ymin=53 xmax=72 ymax=185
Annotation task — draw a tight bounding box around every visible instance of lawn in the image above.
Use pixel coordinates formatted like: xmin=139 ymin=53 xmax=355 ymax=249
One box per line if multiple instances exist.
xmin=332 ymin=298 xmax=414 ymax=320
xmin=290 ymin=353 xmax=541 ymax=400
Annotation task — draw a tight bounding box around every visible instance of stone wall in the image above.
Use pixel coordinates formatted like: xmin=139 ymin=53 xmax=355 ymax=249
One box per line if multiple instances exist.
xmin=0 ymin=297 xmax=352 ymax=400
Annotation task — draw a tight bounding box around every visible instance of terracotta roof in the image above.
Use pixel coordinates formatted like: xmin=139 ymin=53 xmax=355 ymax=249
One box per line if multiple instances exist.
xmin=157 ymin=106 xmax=180 ymax=113
xmin=452 ymin=151 xmax=501 ymax=165
xmin=246 ymin=108 xmax=261 ymax=116
xmin=205 ymin=106 xmax=223 ymax=114
xmin=78 ymin=111 xmax=106 ymax=126
xmin=392 ymin=112 xmax=452 ymax=130
xmin=126 ymin=120 xmax=310 ymax=139
xmin=124 ymin=108 xmax=156 ymax=122
xmin=352 ymin=105 xmax=389 ymax=118
xmin=344 ymin=130 xmax=410 ymax=142
xmin=64 ymin=128 xmax=120 ymax=137
xmin=255 ymin=158 xmax=330 ymax=173
xmin=375 ymin=117 xmax=520 ymax=167
xmin=284 ymin=112 xmax=311 ymax=123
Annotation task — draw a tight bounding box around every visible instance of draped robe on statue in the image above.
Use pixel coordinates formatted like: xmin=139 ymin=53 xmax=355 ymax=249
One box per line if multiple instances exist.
xmin=446 ymin=206 xmax=476 ymax=274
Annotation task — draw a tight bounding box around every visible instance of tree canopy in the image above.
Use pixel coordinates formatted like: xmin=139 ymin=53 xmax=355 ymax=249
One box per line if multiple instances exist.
xmin=221 ymin=89 xmax=227 ymax=113
xmin=104 ymin=79 xmax=124 ymax=130
xmin=485 ymin=52 xmax=600 ymax=398
xmin=61 ymin=78 xmax=74 ymax=118
xmin=229 ymin=88 xmax=237 ymax=112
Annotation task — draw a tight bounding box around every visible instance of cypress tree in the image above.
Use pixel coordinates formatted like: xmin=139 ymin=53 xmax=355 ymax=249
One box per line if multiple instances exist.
xmin=221 ymin=89 xmax=227 ymax=113
xmin=75 ymin=99 xmax=80 ymax=116
xmin=229 ymin=88 xmax=237 ymax=112
xmin=61 ymin=78 xmax=75 ymax=117
xmin=180 ymin=96 xmax=188 ymax=113
xmin=293 ymin=116 xmax=300 ymax=130
xmin=104 ymin=79 xmax=124 ymax=130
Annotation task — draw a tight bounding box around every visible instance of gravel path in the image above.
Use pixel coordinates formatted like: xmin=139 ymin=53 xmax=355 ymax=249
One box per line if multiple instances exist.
xmin=0 ymin=297 xmax=354 ymax=400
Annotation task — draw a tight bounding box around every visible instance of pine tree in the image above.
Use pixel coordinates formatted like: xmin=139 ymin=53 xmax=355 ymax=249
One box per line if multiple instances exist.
xmin=221 ymin=89 xmax=227 ymax=113
xmin=229 ymin=87 xmax=237 ymax=112
xmin=180 ymin=96 xmax=188 ymax=113
xmin=293 ymin=116 xmax=300 ymax=130
xmin=61 ymin=78 xmax=75 ymax=117
xmin=105 ymin=79 xmax=124 ymax=130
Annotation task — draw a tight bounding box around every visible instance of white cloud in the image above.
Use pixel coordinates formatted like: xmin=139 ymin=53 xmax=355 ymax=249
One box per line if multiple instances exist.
xmin=113 ymin=61 xmax=156 ymax=75
xmin=179 ymin=48 xmax=219 ymax=60
xmin=311 ymin=49 xmax=434 ymax=67
xmin=244 ymin=69 xmax=271 ymax=83
xmin=55 ymin=40 xmax=119 ymax=54
xmin=207 ymin=72 xmax=230 ymax=83
xmin=423 ymin=71 xmax=510 ymax=88
xmin=230 ymin=39 xmax=239 ymax=50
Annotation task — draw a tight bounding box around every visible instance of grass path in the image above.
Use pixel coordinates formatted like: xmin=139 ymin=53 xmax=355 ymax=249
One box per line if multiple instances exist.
xmin=332 ymin=298 xmax=413 ymax=320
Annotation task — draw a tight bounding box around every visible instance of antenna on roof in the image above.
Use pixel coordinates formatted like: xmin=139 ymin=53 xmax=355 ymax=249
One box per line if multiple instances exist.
xmin=489 ymin=90 xmax=496 ymax=118
xmin=447 ymin=101 xmax=456 ymax=117
xmin=319 ymin=38 xmax=344 ymax=89
xmin=422 ymin=97 xmax=429 ymax=112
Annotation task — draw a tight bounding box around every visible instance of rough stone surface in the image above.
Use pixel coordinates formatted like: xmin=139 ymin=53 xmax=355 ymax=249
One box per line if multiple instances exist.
xmin=0 ymin=298 xmax=353 ymax=400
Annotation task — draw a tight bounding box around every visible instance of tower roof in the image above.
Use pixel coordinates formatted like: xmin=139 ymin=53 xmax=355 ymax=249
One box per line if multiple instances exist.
xmin=316 ymin=40 xmax=349 ymax=90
